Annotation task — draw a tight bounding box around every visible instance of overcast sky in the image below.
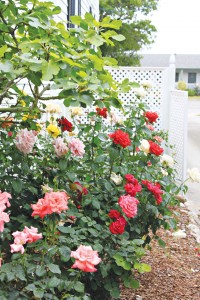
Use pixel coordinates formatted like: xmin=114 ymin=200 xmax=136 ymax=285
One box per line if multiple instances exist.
xmin=142 ymin=0 xmax=200 ymax=54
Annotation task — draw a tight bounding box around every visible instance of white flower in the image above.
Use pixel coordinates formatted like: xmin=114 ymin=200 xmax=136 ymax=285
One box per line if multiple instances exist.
xmin=187 ymin=168 xmax=200 ymax=183
xmin=161 ymin=168 xmax=168 ymax=176
xmin=160 ymin=154 xmax=174 ymax=168
xmin=133 ymin=87 xmax=147 ymax=98
xmin=139 ymin=139 xmax=150 ymax=154
xmin=45 ymin=103 xmax=61 ymax=114
xmin=141 ymin=80 xmax=153 ymax=89
xmin=70 ymin=107 xmax=83 ymax=116
xmin=110 ymin=173 xmax=123 ymax=185
xmin=172 ymin=229 xmax=186 ymax=239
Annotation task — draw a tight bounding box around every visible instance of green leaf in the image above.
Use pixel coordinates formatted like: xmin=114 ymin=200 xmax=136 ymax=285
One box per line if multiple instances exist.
xmin=12 ymin=179 xmax=23 ymax=193
xmin=57 ymin=226 xmax=75 ymax=235
xmin=42 ymin=61 xmax=60 ymax=81
xmin=134 ymin=262 xmax=151 ymax=273
xmin=48 ymin=276 xmax=60 ymax=288
xmin=47 ymin=263 xmax=61 ymax=274
xmin=59 ymin=246 xmax=71 ymax=262
xmin=113 ymin=254 xmax=131 ymax=270
xmin=25 ymin=284 xmax=36 ymax=292
xmin=59 ymin=159 xmax=68 ymax=171
xmin=35 ymin=265 xmax=47 ymax=277
xmin=70 ymin=16 xmax=82 ymax=25
xmin=92 ymin=199 xmax=100 ymax=210
xmin=33 ymin=289 xmax=44 ymax=299
xmin=0 ymin=45 xmax=8 ymax=58
xmin=124 ymin=277 xmax=140 ymax=289
xmin=112 ymin=34 xmax=125 ymax=41
xmin=110 ymin=286 xmax=120 ymax=299
xmin=74 ymin=281 xmax=84 ymax=293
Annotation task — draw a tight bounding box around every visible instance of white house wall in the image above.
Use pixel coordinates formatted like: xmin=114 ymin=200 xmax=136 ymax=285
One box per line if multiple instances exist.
xmin=50 ymin=0 xmax=99 ymax=23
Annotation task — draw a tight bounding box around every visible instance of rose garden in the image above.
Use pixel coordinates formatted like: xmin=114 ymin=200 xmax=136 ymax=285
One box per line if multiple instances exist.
xmin=0 ymin=1 xmax=199 ymax=300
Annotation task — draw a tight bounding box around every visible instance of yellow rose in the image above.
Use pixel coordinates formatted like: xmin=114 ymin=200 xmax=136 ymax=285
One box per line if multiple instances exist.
xmin=19 ymin=100 xmax=26 ymax=107
xmin=46 ymin=124 xmax=60 ymax=138
xmin=22 ymin=114 xmax=37 ymax=121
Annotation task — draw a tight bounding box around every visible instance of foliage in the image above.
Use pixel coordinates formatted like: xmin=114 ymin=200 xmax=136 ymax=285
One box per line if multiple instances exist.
xmin=99 ymin=0 xmax=159 ymax=66
xmin=0 ymin=1 xmax=183 ymax=299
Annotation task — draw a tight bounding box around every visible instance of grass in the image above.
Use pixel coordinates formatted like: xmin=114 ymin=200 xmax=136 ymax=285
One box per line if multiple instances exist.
xmin=188 ymin=96 xmax=200 ymax=100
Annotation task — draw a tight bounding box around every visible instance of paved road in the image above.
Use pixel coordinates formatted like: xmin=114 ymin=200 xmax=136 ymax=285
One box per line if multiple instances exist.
xmin=185 ymin=100 xmax=200 ymax=241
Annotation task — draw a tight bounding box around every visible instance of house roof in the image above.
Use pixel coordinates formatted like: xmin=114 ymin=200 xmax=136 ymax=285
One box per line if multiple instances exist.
xmin=139 ymin=54 xmax=200 ymax=69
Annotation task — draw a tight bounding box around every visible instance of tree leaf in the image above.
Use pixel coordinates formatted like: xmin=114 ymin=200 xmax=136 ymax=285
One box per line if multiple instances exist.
xmin=112 ymin=34 xmax=125 ymax=41
xmin=42 ymin=61 xmax=60 ymax=81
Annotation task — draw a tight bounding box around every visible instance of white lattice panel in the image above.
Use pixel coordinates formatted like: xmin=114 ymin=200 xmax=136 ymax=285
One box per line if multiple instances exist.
xmin=77 ymin=67 xmax=167 ymax=130
xmin=169 ymin=90 xmax=188 ymax=181
xmin=107 ymin=67 xmax=167 ymax=130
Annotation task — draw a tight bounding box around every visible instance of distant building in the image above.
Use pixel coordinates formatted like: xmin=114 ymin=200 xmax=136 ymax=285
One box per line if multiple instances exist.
xmin=140 ymin=54 xmax=200 ymax=89
xmin=52 ymin=0 xmax=99 ymax=25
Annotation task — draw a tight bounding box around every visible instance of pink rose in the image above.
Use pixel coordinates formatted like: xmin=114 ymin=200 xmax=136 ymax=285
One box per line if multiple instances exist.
xmin=10 ymin=243 xmax=25 ymax=254
xmin=0 ymin=211 xmax=10 ymax=232
xmin=23 ymin=226 xmax=43 ymax=243
xmin=71 ymin=245 xmax=101 ymax=272
xmin=31 ymin=191 xmax=69 ymax=218
xmin=53 ymin=137 xmax=69 ymax=157
xmin=15 ymin=128 xmax=36 ymax=154
xmin=118 ymin=195 xmax=139 ymax=218
xmin=68 ymin=138 xmax=85 ymax=157
xmin=0 ymin=191 xmax=12 ymax=211
xmin=0 ymin=257 xmax=2 ymax=267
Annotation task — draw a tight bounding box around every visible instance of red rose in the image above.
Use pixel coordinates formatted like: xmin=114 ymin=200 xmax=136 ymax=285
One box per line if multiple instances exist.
xmin=108 ymin=129 xmax=131 ymax=148
xmin=142 ymin=180 xmax=163 ymax=205
xmin=149 ymin=140 xmax=163 ymax=156
xmin=96 ymin=107 xmax=108 ymax=118
xmin=57 ymin=117 xmax=73 ymax=132
xmin=74 ymin=182 xmax=88 ymax=195
xmin=125 ymin=174 xmax=137 ymax=184
xmin=109 ymin=217 xmax=127 ymax=234
xmin=145 ymin=111 xmax=159 ymax=123
xmin=108 ymin=209 xmax=121 ymax=219
xmin=124 ymin=183 xmax=142 ymax=197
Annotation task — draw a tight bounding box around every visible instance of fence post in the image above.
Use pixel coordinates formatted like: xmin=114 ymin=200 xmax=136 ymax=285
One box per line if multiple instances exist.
xmin=162 ymin=54 xmax=176 ymax=133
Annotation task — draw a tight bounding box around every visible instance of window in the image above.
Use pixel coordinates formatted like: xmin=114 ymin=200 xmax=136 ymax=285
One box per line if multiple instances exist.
xmin=78 ymin=0 xmax=81 ymax=16
xmin=188 ymin=72 xmax=196 ymax=84
xmin=175 ymin=72 xmax=179 ymax=82
xmin=67 ymin=0 xmax=75 ymax=28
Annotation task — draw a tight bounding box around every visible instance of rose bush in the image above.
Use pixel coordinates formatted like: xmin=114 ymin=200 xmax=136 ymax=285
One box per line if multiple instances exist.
xmin=0 ymin=1 xmax=188 ymax=299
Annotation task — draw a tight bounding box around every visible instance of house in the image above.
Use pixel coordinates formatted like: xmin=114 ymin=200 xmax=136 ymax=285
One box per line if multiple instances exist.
xmin=139 ymin=54 xmax=200 ymax=89
xmin=52 ymin=0 xmax=99 ymax=25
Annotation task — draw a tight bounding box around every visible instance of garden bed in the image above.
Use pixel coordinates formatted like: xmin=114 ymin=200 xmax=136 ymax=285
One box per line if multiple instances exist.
xmin=120 ymin=205 xmax=200 ymax=300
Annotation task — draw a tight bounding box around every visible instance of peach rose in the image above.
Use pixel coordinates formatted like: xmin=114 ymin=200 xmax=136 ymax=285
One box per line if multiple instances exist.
xmin=71 ymin=245 xmax=101 ymax=272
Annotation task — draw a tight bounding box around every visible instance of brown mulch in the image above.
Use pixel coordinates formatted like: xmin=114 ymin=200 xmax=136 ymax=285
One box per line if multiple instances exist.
xmin=120 ymin=205 xmax=200 ymax=300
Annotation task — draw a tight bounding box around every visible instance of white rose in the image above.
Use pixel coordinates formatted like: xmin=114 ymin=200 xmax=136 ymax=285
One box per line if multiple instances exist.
xmin=187 ymin=168 xmax=200 ymax=183
xmin=160 ymin=154 xmax=174 ymax=168
xmin=70 ymin=107 xmax=83 ymax=116
xmin=133 ymin=87 xmax=147 ymax=98
xmin=110 ymin=173 xmax=123 ymax=185
xmin=161 ymin=168 xmax=168 ymax=176
xmin=141 ymin=80 xmax=153 ymax=89
xmin=139 ymin=139 xmax=150 ymax=154
xmin=172 ymin=229 xmax=186 ymax=239
xmin=45 ymin=103 xmax=61 ymax=114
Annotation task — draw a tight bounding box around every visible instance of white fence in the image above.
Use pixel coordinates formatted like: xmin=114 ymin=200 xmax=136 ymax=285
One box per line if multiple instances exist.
xmin=106 ymin=61 xmax=187 ymax=182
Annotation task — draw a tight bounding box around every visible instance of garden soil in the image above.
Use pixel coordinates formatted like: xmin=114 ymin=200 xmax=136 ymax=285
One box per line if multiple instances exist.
xmin=119 ymin=204 xmax=200 ymax=300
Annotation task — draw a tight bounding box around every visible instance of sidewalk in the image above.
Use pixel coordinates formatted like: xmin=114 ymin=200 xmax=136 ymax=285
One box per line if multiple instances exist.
xmin=185 ymin=99 xmax=200 ymax=243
